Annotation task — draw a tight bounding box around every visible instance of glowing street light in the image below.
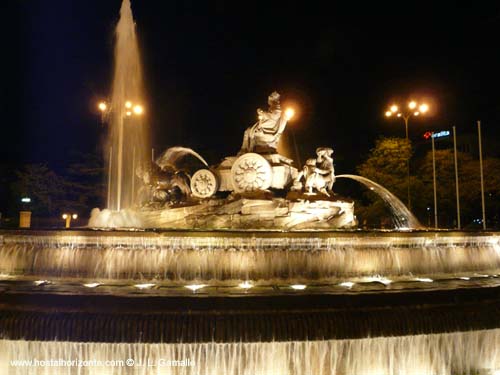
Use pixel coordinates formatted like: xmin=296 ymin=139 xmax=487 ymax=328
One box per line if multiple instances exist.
xmin=384 ymin=99 xmax=431 ymax=209
xmin=98 ymin=102 xmax=108 ymax=112
xmin=62 ymin=213 xmax=78 ymax=228
xmin=385 ymin=100 xmax=429 ymax=138
xmin=133 ymin=104 xmax=143 ymax=115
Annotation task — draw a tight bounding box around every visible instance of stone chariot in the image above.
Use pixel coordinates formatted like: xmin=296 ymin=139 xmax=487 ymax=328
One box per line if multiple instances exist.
xmin=190 ymin=92 xmax=298 ymax=198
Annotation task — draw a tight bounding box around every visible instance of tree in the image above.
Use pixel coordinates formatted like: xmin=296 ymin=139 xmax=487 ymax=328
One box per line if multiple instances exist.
xmin=9 ymin=153 xmax=105 ymax=220
xmin=11 ymin=164 xmax=66 ymax=216
xmin=64 ymin=152 xmax=106 ymax=213
xmin=356 ymin=137 xmax=416 ymax=227
xmin=418 ymin=150 xmax=500 ymax=227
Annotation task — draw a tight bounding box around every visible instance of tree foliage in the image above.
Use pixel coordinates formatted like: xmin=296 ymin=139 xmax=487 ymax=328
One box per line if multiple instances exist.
xmin=356 ymin=136 xmax=500 ymax=228
xmin=12 ymin=164 xmax=66 ymax=215
xmin=418 ymin=150 xmax=500 ymax=227
xmin=8 ymin=153 xmax=105 ymax=219
xmin=356 ymin=137 xmax=414 ymax=227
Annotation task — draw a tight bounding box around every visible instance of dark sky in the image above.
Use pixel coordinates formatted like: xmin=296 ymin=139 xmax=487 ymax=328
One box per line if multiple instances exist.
xmin=2 ymin=1 xmax=500 ymax=172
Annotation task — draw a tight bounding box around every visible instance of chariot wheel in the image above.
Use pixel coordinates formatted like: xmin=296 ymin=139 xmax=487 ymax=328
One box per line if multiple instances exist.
xmin=231 ymin=153 xmax=273 ymax=192
xmin=190 ymin=169 xmax=218 ymax=198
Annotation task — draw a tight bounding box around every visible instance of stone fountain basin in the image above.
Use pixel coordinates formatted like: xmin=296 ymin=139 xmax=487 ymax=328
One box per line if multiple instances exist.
xmin=0 ymin=229 xmax=498 ymax=287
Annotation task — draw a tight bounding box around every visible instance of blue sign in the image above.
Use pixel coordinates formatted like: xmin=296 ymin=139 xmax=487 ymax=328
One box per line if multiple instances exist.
xmin=432 ymin=130 xmax=450 ymax=138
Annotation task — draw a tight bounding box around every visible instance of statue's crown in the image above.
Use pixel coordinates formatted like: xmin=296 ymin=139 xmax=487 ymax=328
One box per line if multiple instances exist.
xmin=268 ymin=91 xmax=280 ymax=102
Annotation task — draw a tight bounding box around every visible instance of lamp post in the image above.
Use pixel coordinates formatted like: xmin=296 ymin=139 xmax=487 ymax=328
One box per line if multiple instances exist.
xmin=98 ymin=100 xmax=144 ymax=210
xmin=62 ymin=213 xmax=78 ymax=228
xmin=385 ymin=100 xmax=429 ymax=209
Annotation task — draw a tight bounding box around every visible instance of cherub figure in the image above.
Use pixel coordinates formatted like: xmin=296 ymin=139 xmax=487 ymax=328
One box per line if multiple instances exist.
xmin=292 ymin=147 xmax=335 ymax=197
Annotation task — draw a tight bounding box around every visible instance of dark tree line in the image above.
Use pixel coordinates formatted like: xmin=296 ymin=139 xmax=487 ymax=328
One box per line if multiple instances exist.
xmin=2 ymin=153 xmax=105 ymax=224
xmin=356 ymin=137 xmax=500 ymax=228
xmin=2 ymin=141 xmax=499 ymax=229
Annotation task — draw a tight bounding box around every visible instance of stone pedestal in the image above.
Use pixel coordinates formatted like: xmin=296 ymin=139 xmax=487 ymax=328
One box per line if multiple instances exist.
xmin=140 ymin=196 xmax=356 ymax=230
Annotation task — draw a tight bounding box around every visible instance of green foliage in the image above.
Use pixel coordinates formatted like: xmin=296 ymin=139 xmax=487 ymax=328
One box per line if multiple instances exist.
xmin=356 ymin=137 xmax=412 ymax=227
xmin=356 ymin=136 xmax=500 ymax=228
xmin=418 ymin=150 xmax=500 ymax=226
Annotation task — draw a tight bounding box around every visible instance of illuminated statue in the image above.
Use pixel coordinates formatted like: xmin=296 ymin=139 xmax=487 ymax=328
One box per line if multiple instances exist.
xmin=136 ymin=163 xmax=191 ymax=206
xmin=293 ymin=147 xmax=335 ymax=196
xmin=240 ymin=91 xmax=289 ymax=153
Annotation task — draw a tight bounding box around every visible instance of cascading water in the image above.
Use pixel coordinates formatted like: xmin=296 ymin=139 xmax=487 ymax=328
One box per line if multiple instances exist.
xmin=155 ymin=147 xmax=209 ymax=170
xmin=107 ymin=0 xmax=148 ymax=211
xmin=1 ymin=330 xmax=499 ymax=375
xmin=336 ymin=174 xmax=423 ymax=229
xmin=1 ymin=232 xmax=499 ymax=283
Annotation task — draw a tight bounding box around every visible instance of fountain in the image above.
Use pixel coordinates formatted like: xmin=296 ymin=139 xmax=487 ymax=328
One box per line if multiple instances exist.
xmin=106 ymin=0 xmax=148 ymax=211
xmin=0 ymin=1 xmax=499 ymax=374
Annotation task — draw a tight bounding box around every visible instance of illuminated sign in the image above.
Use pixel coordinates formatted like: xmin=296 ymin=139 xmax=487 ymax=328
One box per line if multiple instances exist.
xmin=423 ymin=130 xmax=450 ymax=139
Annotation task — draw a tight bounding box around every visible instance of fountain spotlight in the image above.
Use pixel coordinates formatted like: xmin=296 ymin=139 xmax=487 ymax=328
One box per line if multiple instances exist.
xmin=290 ymin=284 xmax=307 ymax=290
xmin=125 ymin=101 xmax=132 ymax=109
xmin=185 ymin=284 xmax=206 ymax=292
xmin=98 ymin=102 xmax=107 ymax=111
xmin=415 ymin=278 xmax=433 ymax=283
xmin=83 ymin=283 xmax=101 ymax=288
xmin=238 ymin=281 xmax=254 ymax=290
xmin=285 ymin=107 xmax=295 ymax=120
xmin=361 ymin=276 xmax=392 ymax=286
xmin=134 ymin=283 xmax=156 ymax=289
xmin=33 ymin=280 xmax=50 ymax=286
xmin=339 ymin=281 xmax=355 ymax=289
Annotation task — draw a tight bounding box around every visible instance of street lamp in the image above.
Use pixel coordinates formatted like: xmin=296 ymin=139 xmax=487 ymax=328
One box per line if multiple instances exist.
xmin=385 ymin=100 xmax=430 ymax=209
xmin=98 ymin=100 xmax=111 ymax=124
xmin=385 ymin=100 xmax=429 ymax=139
xmin=96 ymin=99 xmax=144 ymax=210
xmin=62 ymin=213 xmax=78 ymax=228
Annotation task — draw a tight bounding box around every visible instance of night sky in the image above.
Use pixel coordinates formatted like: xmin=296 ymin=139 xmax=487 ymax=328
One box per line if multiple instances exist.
xmin=2 ymin=1 xmax=500 ymax=173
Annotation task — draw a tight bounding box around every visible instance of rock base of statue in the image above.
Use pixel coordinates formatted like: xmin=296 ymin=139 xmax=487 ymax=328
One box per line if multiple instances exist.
xmin=139 ymin=194 xmax=356 ymax=230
